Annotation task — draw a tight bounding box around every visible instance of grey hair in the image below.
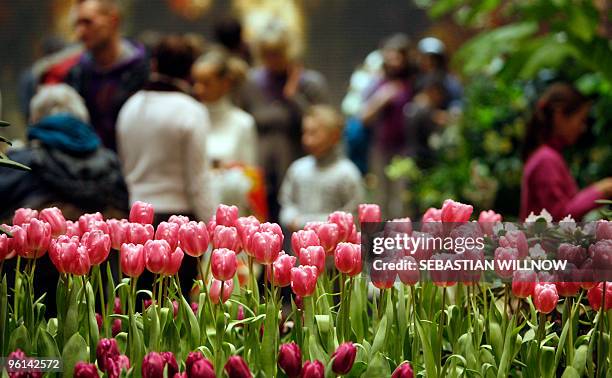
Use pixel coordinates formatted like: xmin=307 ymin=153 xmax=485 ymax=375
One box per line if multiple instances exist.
xmin=30 ymin=84 xmax=90 ymax=123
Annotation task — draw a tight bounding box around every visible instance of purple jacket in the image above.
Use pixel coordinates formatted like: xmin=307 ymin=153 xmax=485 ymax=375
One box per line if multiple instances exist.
xmin=66 ymin=40 xmax=149 ymax=151
xmin=520 ymin=141 xmax=602 ymax=221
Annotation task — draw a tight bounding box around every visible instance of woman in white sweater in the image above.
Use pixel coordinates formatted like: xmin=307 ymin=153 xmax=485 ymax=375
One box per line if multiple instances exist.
xmin=192 ymin=49 xmax=258 ymax=210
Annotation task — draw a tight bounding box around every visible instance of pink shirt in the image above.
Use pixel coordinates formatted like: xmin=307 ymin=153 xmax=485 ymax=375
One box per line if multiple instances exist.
xmin=520 ymin=143 xmax=602 ymax=221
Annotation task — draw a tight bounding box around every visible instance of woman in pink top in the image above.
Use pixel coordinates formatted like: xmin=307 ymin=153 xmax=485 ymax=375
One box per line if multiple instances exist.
xmin=520 ymin=83 xmax=612 ymax=220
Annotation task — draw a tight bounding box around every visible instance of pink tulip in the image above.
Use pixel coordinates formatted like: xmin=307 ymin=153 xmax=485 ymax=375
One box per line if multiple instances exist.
xmin=348 ymin=228 xmax=361 ymax=244
xmin=587 ymin=282 xmax=612 ymax=311
xmin=164 ymin=247 xmax=184 ymax=276
xmin=358 ymin=204 xmax=382 ymax=224
xmin=249 ymin=230 xmax=282 ymax=265
xmin=290 ymin=266 xmax=318 ymax=297
xmin=179 ymin=221 xmax=210 ymax=257
xmin=494 ymin=247 xmax=519 ymax=279
xmin=422 ymin=207 xmax=442 ymax=222
xmin=430 ymin=253 xmax=457 ymax=287
xmin=371 ymin=262 xmax=397 ymax=289
xmin=210 ymin=278 xmax=234 ymax=304
xmin=595 ymin=220 xmax=612 ymax=241
xmin=216 ymin=204 xmax=239 ymax=227
xmin=129 ymin=201 xmax=154 ymax=225
xmin=499 ymin=230 xmax=529 ymax=259
xmin=589 ymin=240 xmax=612 ymax=281
xmin=301 ymin=360 xmax=324 ymax=378
xmin=555 ymin=280 xmax=581 ymax=297
xmin=397 ymin=256 xmax=419 ymax=285
xmin=298 ymin=246 xmax=326 ymax=274
xmin=259 ymin=222 xmax=284 ymax=243
xmin=478 ymin=210 xmax=502 ymax=236
xmin=235 ymin=216 xmax=260 ymax=254
xmin=224 ymin=355 xmax=252 ymax=378
xmin=328 ymin=211 xmax=355 ymax=242
xmin=107 ymin=219 xmax=128 ymax=250
xmin=22 ymin=218 xmax=52 ymax=258
xmin=314 ymin=222 xmax=340 ymax=254
xmin=96 ymin=338 xmax=120 ymax=372
xmin=74 ymin=362 xmax=100 ymax=378
xmin=392 ymin=362 xmax=414 ymax=378
xmin=332 ymin=342 xmax=357 ymax=375
xmin=142 ymin=352 xmax=165 ymax=378
xmin=161 ymin=352 xmax=178 ymax=377
xmin=291 ymin=230 xmax=320 ymax=256
xmin=441 ymin=199 xmax=473 ymax=223
xmin=67 ymin=245 xmax=91 ymax=275
xmin=334 ymin=242 xmax=362 ymax=276
xmin=213 ymin=225 xmax=241 ymax=252
xmin=534 ymin=283 xmax=559 ymax=313
xmin=39 ymin=207 xmax=67 ymax=237
xmin=211 ymin=248 xmax=238 ymax=281
xmin=13 ymin=208 xmax=38 ymax=226
xmin=557 ymin=243 xmax=586 ymax=268
xmin=125 ymin=223 xmax=154 ymax=245
xmin=120 ymin=243 xmax=145 ymax=277
xmin=155 ymin=221 xmax=180 ymax=250
xmin=144 ymin=239 xmax=172 ymax=274
xmin=278 ymin=342 xmax=301 ymax=378
xmin=304 ymin=221 xmax=324 ymax=233
xmin=168 ymin=215 xmax=190 ymax=226
xmin=511 ymin=270 xmax=537 ymax=298
xmin=81 ymin=230 xmax=111 ymax=265
xmin=78 ymin=212 xmax=104 ymax=234
xmin=65 ymin=220 xmax=82 ymax=237
xmin=0 ymin=234 xmax=10 ymax=261
xmin=49 ymin=235 xmax=79 ymax=273
xmin=385 ymin=218 xmax=413 ymax=237
xmin=189 ymin=356 xmax=215 ymax=378
xmin=271 ymin=251 xmax=296 ymax=287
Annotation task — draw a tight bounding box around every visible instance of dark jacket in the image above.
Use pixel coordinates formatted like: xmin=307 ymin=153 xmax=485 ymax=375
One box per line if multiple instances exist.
xmin=0 ymin=114 xmax=128 ymax=219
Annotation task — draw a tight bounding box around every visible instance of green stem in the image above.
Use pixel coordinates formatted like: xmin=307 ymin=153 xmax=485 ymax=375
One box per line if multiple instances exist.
xmin=95 ymin=266 xmax=108 ymax=337
xmin=304 ymin=295 xmax=316 ymax=360
xmin=597 ymin=282 xmax=606 ymax=377
xmin=437 ymin=286 xmax=447 ymax=372
xmin=536 ymin=312 xmax=546 ymax=365
xmin=566 ymin=296 xmax=574 ymax=366
xmin=13 ymin=256 xmax=21 ymax=322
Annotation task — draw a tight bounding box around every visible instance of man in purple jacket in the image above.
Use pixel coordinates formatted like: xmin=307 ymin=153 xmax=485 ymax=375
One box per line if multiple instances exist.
xmin=66 ymin=0 xmax=149 ymax=151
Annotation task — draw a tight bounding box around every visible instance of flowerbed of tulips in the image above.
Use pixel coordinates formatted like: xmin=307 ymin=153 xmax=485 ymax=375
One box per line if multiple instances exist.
xmin=1 ymin=200 xmax=612 ymax=378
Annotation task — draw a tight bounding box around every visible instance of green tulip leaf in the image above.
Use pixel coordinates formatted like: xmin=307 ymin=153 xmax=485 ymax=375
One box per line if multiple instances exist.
xmin=61 ymin=333 xmax=88 ymax=378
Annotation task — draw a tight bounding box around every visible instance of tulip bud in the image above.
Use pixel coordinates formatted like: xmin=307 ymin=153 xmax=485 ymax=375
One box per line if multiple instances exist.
xmin=499 ymin=230 xmax=528 ymax=259
xmin=358 ymin=204 xmax=382 ymax=224
xmin=190 ymin=358 xmax=215 ymax=378
xmin=107 ymin=219 xmax=128 ymax=250
xmin=126 ymin=223 xmax=155 ymax=245
xmin=301 ymin=360 xmax=324 ymax=378
xmin=164 ymin=247 xmax=184 ymax=276
xmin=235 ymin=216 xmax=260 ymax=254
xmin=144 ymin=239 xmax=172 ymax=274
xmin=371 ymin=263 xmax=397 ymax=289
xmin=494 ymin=247 xmax=519 ymax=279
xmin=210 ymin=278 xmax=234 ymax=304
xmin=78 ymin=212 xmax=104 ymax=234
xmin=161 ymin=352 xmax=178 ymax=377
xmin=271 ymin=251 xmax=296 ymax=287
xmin=291 ymin=230 xmax=320 ymax=256
xmin=441 ymin=199 xmax=473 ymax=223
xmin=211 ymin=248 xmax=238 ymax=281
xmin=397 ymin=256 xmax=419 ymax=285
xmin=534 ymin=283 xmax=559 ymax=314
xmin=298 ymin=246 xmax=325 ymax=274
xmin=49 ymin=235 xmax=77 ymax=273
xmin=314 ymin=222 xmax=340 ymax=254
xmin=213 ymin=225 xmax=241 ymax=252
xmin=121 ymin=243 xmax=145 ymax=277
xmin=391 ymin=361 xmax=414 ymax=378
xmin=0 ymin=234 xmax=10 ymax=261
xmin=81 ymin=230 xmax=111 ymax=266
xmin=96 ymin=338 xmax=119 ymax=371
xmin=112 ymin=319 xmax=122 ymax=336
xmin=114 ymin=297 xmax=122 ymax=314
xmin=129 ymin=201 xmax=154 ymax=224
xmin=259 ymin=222 xmax=284 ymax=242
xmin=332 ymin=342 xmax=356 ymax=375
xmin=224 ymin=355 xmax=252 ymax=378
xmin=290 ymin=266 xmax=318 ymax=297
xmin=422 ymin=207 xmax=442 ymax=222
xmin=278 ymin=343 xmax=301 ymax=378
xmin=155 ymin=222 xmax=180 ymax=250
xmin=22 ymin=218 xmax=52 ymax=258
xmin=249 ymin=230 xmax=282 ymax=265
xmin=13 ymin=208 xmax=39 ymax=226
xmin=63 ymin=220 xmax=81 ymax=237
xmin=334 ymin=242 xmax=362 ymax=276
xmin=179 ymin=221 xmax=210 ymax=257
xmin=39 ymin=207 xmax=67 ymax=237
xmin=511 ymin=270 xmax=536 ymax=298
xmin=328 ymin=211 xmax=355 ymax=243
xmin=142 ymin=352 xmax=165 ymax=378
xmin=216 ymin=204 xmax=239 ymax=227
xmin=66 ymin=245 xmax=91 ymax=275
xmin=168 ymin=215 xmax=190 ymax=226
xmin=587 ymin=282 xmax=612 ymax=311
xmin=589 ymin=240 xmax=612 ymax=281
xmin=478 ymin=210 xmax=502 ymax=236
xmin=595 ymin=220 xmax=612 ymax=241
xmin=74 ymin=362 xmax=100 ymax=378
xmin=557 ymin=243 xmax=586 ymax=268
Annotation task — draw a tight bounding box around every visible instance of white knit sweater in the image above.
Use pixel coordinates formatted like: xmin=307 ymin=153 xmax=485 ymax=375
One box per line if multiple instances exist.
xmin=117 ymin=91 xmax=215 ymax=220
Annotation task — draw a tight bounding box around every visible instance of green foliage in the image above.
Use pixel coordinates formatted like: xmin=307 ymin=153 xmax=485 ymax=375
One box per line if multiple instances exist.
xmin=401 ymin=0 xmax=612 ymax=218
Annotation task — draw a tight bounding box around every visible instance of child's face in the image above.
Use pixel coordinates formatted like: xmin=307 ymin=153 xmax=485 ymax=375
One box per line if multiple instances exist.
xmin=302 ymin=115 xmax=340 ymax=158
xmin=192 ymin=64 xmax=230 ymax=103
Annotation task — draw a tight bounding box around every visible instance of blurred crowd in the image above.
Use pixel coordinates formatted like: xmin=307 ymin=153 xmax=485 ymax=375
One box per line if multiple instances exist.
xmin=2 ymin=0 xmax=611 ymax=226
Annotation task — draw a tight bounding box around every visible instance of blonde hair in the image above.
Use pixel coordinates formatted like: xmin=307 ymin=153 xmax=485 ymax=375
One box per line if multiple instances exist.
xmin=306 ymin=105 xmax=345 ymax=132
xmin=30 ymin=84 xmax=90 ymax=124
xmin=193 ymin=47 xmax=248 ymax=87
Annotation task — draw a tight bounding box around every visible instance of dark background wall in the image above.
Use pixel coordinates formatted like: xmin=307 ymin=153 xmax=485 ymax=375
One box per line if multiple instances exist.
xmin=0 ymin=0 xmax=430 ymax=134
